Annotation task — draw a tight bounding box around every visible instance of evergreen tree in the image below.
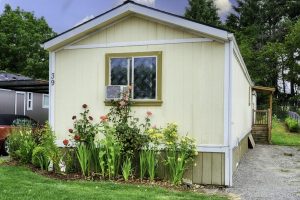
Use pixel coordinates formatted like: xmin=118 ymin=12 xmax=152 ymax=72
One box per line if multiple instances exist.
xmin=185 ymin=0 xmax=221 ymax=26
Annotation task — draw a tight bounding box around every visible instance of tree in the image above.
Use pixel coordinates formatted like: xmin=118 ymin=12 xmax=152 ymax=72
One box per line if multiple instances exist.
xmin=225 ymin=0 xmax=300 ymax=108
xmin=185 ymin=0 xmax=221 ymax=26
xmin=0 ymin=4 xmax=56 ymax=79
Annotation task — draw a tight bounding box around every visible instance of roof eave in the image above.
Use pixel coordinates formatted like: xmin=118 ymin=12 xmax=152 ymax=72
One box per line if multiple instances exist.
xmin=43 ymin=2 xmax=230 ymax=51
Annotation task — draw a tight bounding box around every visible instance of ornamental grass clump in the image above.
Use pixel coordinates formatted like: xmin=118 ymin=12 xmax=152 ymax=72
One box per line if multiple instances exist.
xmin=98 ymin=122 xmax=122 ymax=180
xmin=122 ymin=156 xmax=132 ymax=181
xmin=162 ymin=123 xmax=197 ymax=185
xmin=76 ymin=143 xmax=91 ymax=177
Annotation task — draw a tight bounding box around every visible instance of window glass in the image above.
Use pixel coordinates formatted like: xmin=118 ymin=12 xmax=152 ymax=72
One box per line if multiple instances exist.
xmin=43 ymin=95 xmax=49 ymax=108
xmin=133 ymin=57 xmax=156 ymax=99
xmin=110 ymin=58 xmax=128 ymax=85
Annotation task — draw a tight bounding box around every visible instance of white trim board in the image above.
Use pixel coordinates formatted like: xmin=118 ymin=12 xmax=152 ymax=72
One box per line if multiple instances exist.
xmin=49 ymin=52 xmax=55 ymax=129
xmin=15 ymin=91 xmax=26 ymax=115
xmin=64 ymin=38 xmax=213 ymax=50
xmin=43 ymin=2 xmax=229 ymax=50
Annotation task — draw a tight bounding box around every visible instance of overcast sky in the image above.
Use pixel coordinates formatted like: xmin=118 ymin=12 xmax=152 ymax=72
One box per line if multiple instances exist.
xmin=0 ymin=0 xmax=236 ymax=34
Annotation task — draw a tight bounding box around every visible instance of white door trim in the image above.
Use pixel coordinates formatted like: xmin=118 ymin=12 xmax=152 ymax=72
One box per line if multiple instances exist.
xmin=15 ymin=91 xmax=26 ymax=115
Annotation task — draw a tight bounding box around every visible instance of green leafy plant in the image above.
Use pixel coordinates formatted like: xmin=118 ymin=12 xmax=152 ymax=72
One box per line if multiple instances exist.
xmin=8 ymin=126 xmax=36 ymax=163
xmin=76 ymin=143 xmax=91 ymax=177
xmin=98 ymin=123 xmax=122 ymax=179
xmin=146 ymin=149 xmax=156 ymax=181
xmin=122 ymin=156 xmax=132 ymax=182
xmin=139 ymin=150 xmax=147 ymax=180
xmin=107 ymin=89 xmax=151 ymax=156
xmin=285 ymin=117 xmax=299 ymax=132
xmin=162 ymin=123 xmax=197 ymax=185
xmin=70 ymin=104 xmax=99 ymax=147
xmin=32 ymin=146 xmax=49 ymax=170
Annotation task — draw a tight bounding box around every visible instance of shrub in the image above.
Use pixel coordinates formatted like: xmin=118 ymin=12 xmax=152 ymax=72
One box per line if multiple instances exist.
xmin=70 ymin=104 xmax=100 ymax=147
xmin=8 ymin=126 xmax=36 ymax=163
xmin=162 ymin=123 xmax=197 ymax=185
xmin=107 ymin=89 xmax=151 ymax=157
xmin=32 ymin=146 xmax=49 ymax=170
xmin=285 ymin=117 xmax=299 ymax=132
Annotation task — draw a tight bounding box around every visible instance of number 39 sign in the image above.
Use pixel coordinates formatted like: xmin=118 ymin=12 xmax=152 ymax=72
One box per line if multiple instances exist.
xmin=51 ymin=73 xmax=55 ymax=86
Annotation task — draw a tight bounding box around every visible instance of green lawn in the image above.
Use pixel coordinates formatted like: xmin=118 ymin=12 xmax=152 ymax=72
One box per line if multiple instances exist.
xmin=0 ymin=165 xmax=227 ymax=200
xmin=271 ymin=119 xmax=300 ymax=146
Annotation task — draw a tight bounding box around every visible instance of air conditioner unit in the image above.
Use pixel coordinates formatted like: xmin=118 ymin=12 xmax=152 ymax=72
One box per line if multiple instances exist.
xmin=105 ymin=85 xmax=129 ymax=100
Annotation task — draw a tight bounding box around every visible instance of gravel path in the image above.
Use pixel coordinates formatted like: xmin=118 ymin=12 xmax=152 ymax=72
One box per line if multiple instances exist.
xmin=227 ymin=145 xmax=300 ymax=200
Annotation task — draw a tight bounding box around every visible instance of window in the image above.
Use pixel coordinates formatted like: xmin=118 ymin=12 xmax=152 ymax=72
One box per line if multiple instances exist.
xmin=42 ymin=94 xmax=49 ymax=108
xmin=105 ymin=52 xmax=162 ymax=106
xmin=27 ymin=92 xmax=33 ymax=110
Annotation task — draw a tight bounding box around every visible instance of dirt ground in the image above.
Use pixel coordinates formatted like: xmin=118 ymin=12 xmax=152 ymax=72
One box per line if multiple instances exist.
xmin=227 ymin=145 xmax=300 ymax=200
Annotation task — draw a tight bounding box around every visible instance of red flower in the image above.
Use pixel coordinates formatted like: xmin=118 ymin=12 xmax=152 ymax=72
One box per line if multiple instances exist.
xmin=147 ymin=111 xmax=152 ymax=116
xmin=68 ymin=129 xmax=73 ymax=133
xmin=100 ymin=115 xmax=108 ymax=122
xmin=74 ymin=135 xmax=80 ymax=141
xmin=88 ymin=116 xmax=93 ymax=121
xmin=63 ymin=139 xmax=69 ymax=146
xmin=82 ymin=104 xmax=87 ymax=109
xmin=72 ymin=115 xmax=76 ymax=120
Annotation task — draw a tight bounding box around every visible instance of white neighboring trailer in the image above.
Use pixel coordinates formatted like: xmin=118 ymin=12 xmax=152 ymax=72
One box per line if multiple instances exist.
xmin=43 ymin=1 xmax=256 ymax=186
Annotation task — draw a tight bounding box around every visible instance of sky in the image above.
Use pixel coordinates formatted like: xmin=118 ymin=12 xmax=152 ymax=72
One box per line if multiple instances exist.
xmin=0 ymin=0 xmax=236 ymax=34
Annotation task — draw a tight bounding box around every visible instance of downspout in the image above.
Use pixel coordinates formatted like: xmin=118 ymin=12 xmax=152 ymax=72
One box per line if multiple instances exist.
xmin=227 ymin=33 xmax=234 ymax=186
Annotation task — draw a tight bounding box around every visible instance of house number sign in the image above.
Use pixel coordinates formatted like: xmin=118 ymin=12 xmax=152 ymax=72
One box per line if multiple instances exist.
xmin=51 ymin=73 xmax=55 ymax=86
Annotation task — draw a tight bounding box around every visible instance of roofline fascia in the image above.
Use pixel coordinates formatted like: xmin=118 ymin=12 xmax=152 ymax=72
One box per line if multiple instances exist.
xmin=43 ymin=2 xmax=230 ymax=51
xmin=228 ymin=33 xmax=254 ymax=86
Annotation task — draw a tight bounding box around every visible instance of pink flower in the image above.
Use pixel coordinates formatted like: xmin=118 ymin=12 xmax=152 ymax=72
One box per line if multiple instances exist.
xmin=63 ymin=139 xmax=69 ymax=146
xmin=68 ymin=129 xmax=73 ymax=133
xmin=82 ymin=104 xmax=87 ymax=109
xmin=119 ymin=101 xmax=126 ymax=107
xmin=152 ymin=125 xmax=157 ymax=129
xmin=147 ymin=111 xmax=152 ymax=116
xmin=100 ymin=115 xmax=108 ymax=122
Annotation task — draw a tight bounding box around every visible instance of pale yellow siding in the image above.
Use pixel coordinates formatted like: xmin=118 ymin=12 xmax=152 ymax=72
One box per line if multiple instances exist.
xmin=73 ymin=16 xmax=200 ymax=46
xmin=54 ymin=16 xmax=225 ymax=145
xmin=231 ymin=52 xmax=253 ymax=147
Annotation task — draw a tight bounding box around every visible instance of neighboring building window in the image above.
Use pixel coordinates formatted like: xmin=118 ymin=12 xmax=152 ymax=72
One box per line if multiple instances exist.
xmin=106 ymin=52 xmax=162 ymax=105
xmin=27 ymin=92 xmax=33 ymax=110
xmin=42 ymin=94 xmax=49 ymax=108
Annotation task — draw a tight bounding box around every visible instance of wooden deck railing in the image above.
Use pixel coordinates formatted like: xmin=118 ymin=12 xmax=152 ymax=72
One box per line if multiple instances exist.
xmin=252 ymin=109 xmax=272 ymax=143
xmin=253 ymin=110 xmax=269 ymax=125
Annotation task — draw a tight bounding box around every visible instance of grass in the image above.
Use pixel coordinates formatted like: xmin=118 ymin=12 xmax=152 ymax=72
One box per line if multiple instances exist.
xmin=271 ymin=119 xmax=300 ymax=146
xmin=0 ymin=165 xmax=228 ymax=200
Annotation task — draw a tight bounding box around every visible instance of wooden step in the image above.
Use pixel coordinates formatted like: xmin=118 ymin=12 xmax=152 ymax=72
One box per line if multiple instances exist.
xmin=252 ymin=126 xmax=268 ymax=131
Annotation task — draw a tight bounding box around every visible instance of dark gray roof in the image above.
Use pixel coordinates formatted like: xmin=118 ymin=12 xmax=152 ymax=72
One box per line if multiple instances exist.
xmin=0 ymin=72 xmax=32 ymax=81
xmin=0 ymin=72 xmax=48 ymax=93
